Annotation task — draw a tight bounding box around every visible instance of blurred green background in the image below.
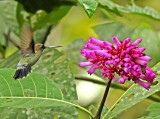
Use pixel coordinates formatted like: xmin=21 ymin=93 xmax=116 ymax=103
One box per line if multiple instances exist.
xmin=0 ymin=0 xmax=160 ymax=119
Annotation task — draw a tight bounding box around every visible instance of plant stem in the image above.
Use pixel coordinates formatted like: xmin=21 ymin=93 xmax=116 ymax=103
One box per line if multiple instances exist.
xmin=94 ymin=79 xmax=112 ymax=119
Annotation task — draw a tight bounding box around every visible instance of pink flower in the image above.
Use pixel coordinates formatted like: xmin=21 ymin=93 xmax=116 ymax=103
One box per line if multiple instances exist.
xmin=79 ymin=37 xmax=156 ymax=90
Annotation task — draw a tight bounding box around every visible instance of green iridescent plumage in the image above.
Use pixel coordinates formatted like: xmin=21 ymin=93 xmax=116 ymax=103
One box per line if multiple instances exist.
xmin=13 ymin=24 xmax=62 ymax=79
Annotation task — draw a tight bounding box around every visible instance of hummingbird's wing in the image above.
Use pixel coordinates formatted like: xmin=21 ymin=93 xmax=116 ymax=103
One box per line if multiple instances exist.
xmin=20 ymin=24 xmax=35 ymax=57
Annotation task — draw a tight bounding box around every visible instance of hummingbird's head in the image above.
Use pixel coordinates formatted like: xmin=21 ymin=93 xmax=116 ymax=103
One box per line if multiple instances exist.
xmin=34 ymin=44 xmax=45 ymax=52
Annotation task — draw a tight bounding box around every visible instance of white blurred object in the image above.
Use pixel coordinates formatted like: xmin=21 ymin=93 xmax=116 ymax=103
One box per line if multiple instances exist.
xmin=75 ymin=79 xmax=105 ymax=107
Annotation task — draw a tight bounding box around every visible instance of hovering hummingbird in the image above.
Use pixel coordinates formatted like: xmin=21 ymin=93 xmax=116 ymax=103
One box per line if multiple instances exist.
xmin=13 ymin=25 xmax=62 ymax=79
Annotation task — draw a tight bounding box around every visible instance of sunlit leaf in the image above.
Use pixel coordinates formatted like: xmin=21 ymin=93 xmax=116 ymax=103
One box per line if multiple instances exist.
xmin=99 ymin=0 xmax=160 ymax=21
xmin=138 ymin=102 xmax=160 ymax=119
xmin=78 ymin=0 xmax=98 ymax=18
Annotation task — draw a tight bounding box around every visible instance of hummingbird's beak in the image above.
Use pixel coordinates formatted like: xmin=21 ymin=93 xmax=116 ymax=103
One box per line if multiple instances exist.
xmin=44 ymin=46 xmax=62 ymax=48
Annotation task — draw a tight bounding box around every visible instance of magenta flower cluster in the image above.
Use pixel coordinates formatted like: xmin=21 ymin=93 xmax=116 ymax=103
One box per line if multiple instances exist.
xmin=79 ymin=37 xmax=156 ymax=90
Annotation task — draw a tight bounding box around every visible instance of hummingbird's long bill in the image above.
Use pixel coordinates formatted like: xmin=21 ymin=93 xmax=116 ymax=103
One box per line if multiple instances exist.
xmin=44 ymin=46 xmax=62 ymax=48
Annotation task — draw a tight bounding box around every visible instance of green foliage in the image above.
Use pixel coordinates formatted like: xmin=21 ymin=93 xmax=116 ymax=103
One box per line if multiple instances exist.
xmin=1 ymin=0 xmax=160 ymax=118
xmin=99 ymin=0 xmax=160 ymax=21
xmin=16 ymin=2 xmax=72 ymax=30
xmin=0 ymin=68 xmax=87 ymax=118
xmin=32 ymin=49 xmax=77 ymax=100
xmin=0 ymin=51 xmax=21 ymax=68
xmin=0 ymin=68 xmax=62 ymax=102
xmin=139 ymin=102 xmax=160 ymax=119
xmin=0 ymin=1 xmax=19 ymax=57
xmin=132 ymin=26 xmax=160 ymax=67
xmin=15 ymin=0 xmax=75 ymax=13
xmin=31 ymin=5 xmax=72 ymax=30
xmin=0 ymin=107 xmax=78 ymax=119
xmin=78 ymin=0 xmax=98 ymax=18
xmin=65 ymin=38 xmax=86 ymax=62
xmin=0 ymin=48 xmax=77 ymax=100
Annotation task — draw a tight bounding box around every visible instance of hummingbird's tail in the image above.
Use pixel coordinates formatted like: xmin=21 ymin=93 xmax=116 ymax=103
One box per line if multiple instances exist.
xmin=13 ymin=64 xmax=31 ymax=80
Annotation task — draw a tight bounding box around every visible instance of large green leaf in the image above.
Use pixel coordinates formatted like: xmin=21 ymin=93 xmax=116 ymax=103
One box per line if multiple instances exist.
xmin=99 ymin=0 xmax=160 ymax=21
xmin=102 ymin=63 xmax=160 ymax=119
xmin=0 ymin=107 xmax=78 ymax=119
xmin=0 ymin=68 xmax=62 ymax=99
xmin=138 ymin=102 xmax=160 ymax=119
xmin=78 ymin=0 xmax=98 ymax=18
xmin=0 ymin=68 xmax=93 ymax=118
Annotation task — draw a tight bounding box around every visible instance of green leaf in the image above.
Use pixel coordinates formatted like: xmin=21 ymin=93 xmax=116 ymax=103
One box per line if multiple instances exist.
xmin=0 ymin=107 xmax=78 ymax=119
xmin=99 ymin=0 xmax=160 ymax=21
xmin=0 ymin=68 xmax=93 ymax=118
xmin=0 ymin=68 xmax=62 ymax=99
xmin=0 ymin=51 xmax=21 ymax=68
xmin=31 ymin=5 xmax=72 ymax=30
xmin=147 ymin=103 xmax=160 ymax=116
xmin=0 ymin=1 xmax=19 ymax=45
xmin=138 ymin=102 xmax=160 ymax=119
xmin=16 ymin=3 xmax=29 ymax=29
xmin=131 ymin=26 xmax=160 ymax=67
xmin=102 ymin=63 xmax=160 ymax=119
xmin=49 ymin=106 xmax=78 ymax=119
xmin=78 ymin=0 xmax=98 ymax=18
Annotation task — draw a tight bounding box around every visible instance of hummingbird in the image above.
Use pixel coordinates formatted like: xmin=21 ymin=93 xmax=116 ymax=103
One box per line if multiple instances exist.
xmin=13 ymin=24 xmax=62 ymax=79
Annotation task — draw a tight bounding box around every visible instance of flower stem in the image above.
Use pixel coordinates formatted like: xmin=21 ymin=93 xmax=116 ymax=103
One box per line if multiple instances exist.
xmin=94 ymin=79 xmax=112 ymax=119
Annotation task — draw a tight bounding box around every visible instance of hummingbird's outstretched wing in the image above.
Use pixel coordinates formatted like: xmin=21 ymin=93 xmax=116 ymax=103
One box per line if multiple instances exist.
xmin=20 ymin=24 xmax=35 ymax=57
